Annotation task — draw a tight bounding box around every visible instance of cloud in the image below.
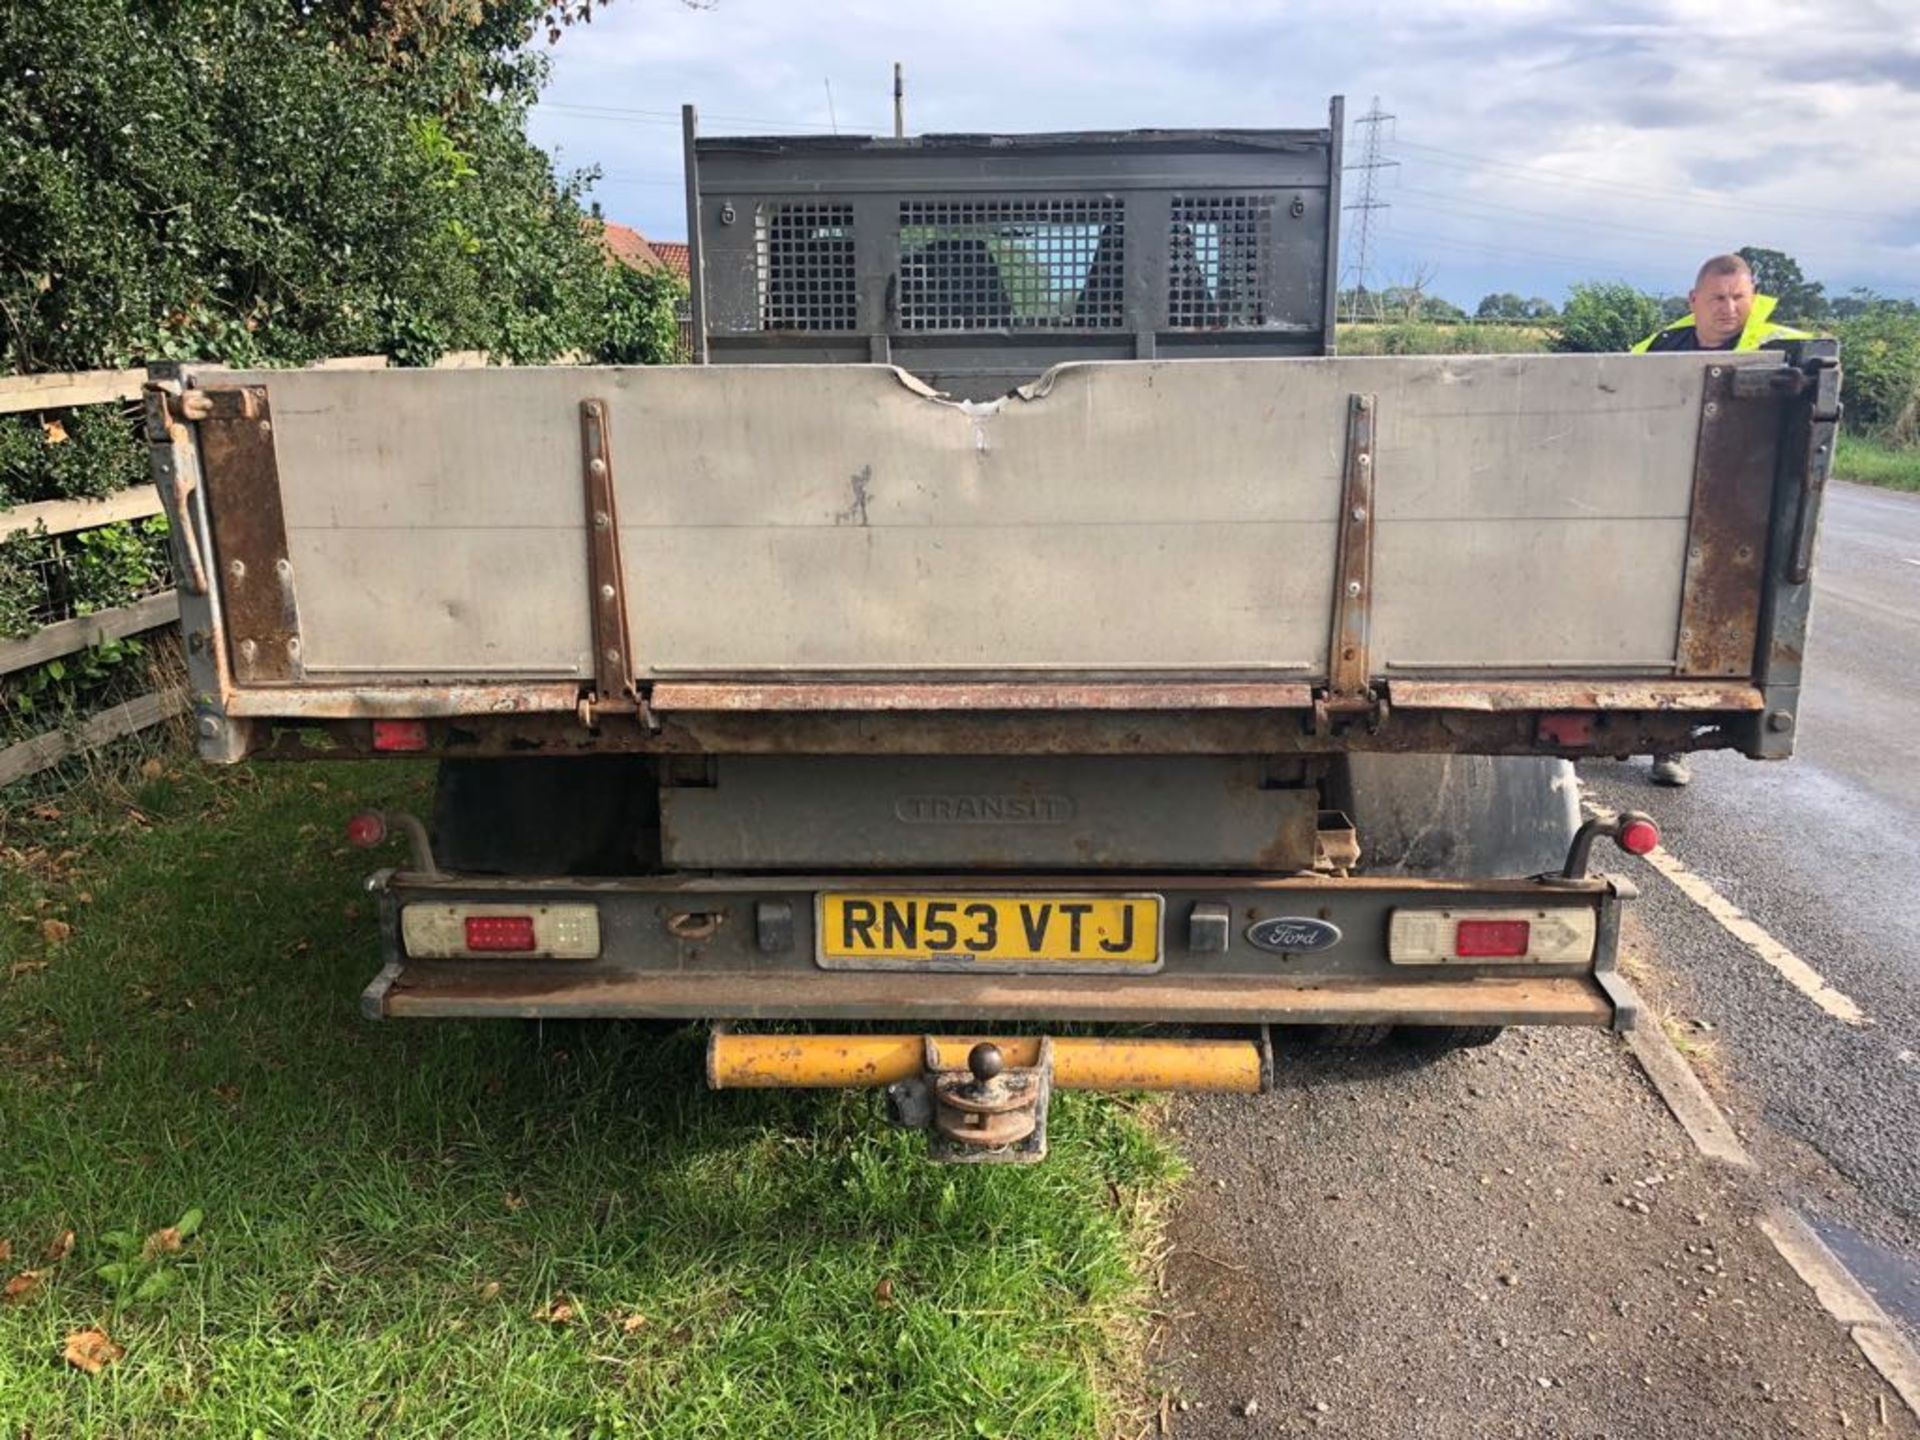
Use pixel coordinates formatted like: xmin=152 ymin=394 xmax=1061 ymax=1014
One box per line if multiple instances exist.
xmin=534 ymin=0 xmax=1920 ymax=303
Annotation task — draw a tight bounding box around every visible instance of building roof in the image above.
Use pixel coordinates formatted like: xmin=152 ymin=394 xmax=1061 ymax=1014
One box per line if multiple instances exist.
xmin=598 ymin=221 xmax=690 ymax=281
xmin=648 ymin=242 xmax=691 ymax=281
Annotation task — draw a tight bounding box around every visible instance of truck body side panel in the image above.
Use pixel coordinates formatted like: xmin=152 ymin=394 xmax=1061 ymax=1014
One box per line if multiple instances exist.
xmin=197 ymin=353 xmax=1742 ymax=685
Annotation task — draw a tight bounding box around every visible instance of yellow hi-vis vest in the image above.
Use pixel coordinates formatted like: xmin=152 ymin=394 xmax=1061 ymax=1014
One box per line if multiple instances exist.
xmin=1631 ymin=293 xmax=1813 ymax=353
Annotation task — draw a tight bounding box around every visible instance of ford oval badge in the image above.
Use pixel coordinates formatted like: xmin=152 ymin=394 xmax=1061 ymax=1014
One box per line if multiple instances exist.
xmin=1245 ymin=916 xmax=1343 ymax=954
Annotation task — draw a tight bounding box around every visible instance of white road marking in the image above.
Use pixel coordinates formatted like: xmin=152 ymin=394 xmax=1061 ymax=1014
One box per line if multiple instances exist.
xmin=1586 ymin=801 xmax=1870 ymax=1027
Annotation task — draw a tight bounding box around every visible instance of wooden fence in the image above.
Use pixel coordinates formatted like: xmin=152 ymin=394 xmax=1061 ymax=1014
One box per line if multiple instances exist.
xmin=0 ymin=354 xmax=486 ymax=787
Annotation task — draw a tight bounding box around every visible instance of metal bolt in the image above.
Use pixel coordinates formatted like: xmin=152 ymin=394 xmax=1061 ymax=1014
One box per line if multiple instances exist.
xmin=1346 ymin=580 xmax=1363 ymax=598
xmin=1678 ymin=628 xmax=1692 ymax=641
xmin=1768 ymin=710 xmax=1795 ymax=733
xmin=275 ymin=558 xmax=293 ymax=577
xmin=286 ymin=637 xmax=301 ymax=656
xmin=604 ymin=648 xmax=621 ymax=665
xmin=197 ymin=716 xmax=220 ymax=739
xmin=593 ymin=511 xmax=610 ymax=531
xmin=1704 ymin=401 xmax=1719 ymax=417
xmin=239 ymin=638 xmax=258 ymax=660
xmin=1710 ymin=367 xmax=1724 ymax=378
xmin=258 ymin=420 xmax=272 ymax=437
xmin=600 ymin=583 xmax=617 ymax=601
xmin=229 ymin=559 xmax=246 ymax=580
xmin=1688 ymin=546 xmax=1703 ymax=562
xmin=1734 ymin=545 xmax=1753 ymax=562
xmin=1357 ymin=396 xmax=1372 ymax=412
xmin=1351 ymin=506 xmax=1367 ymax=522
xmin=585 ymin=401 xmax=603 ymax=419
xmin=589 ymin=457 xmax=607 ymax=477
xmin=1358 ymin=453 xmax=1372 ymax=467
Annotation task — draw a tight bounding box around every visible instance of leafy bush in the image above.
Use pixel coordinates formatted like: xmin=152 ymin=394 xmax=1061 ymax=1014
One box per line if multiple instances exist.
xmin=593 ymin=264 xmax=687 ymax=366
xmin=0 ymin=407 xmax=146 ymax=507
xmin=0 ymin=0 xmax=622 ymax=374
xmin=1550 ymin=282 xmax=1664 ymax=353
xmin=1834 ymin=308 xmax=1920 ymax=442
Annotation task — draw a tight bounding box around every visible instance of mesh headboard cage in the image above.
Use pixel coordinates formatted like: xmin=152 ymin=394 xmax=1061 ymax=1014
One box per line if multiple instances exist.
xmin=685 ymin=101 xmax=1344 ymax=399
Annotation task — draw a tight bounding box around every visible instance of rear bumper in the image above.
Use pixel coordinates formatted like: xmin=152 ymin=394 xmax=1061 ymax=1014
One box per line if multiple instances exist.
xmin=359 ymin=869 xmax=1640 ymax=1032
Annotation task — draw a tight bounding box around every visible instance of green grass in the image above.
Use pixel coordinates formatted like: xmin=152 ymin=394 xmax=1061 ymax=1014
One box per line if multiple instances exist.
xmin=0 ymin=759 xmax=1182 ymax=1437
xmin=1833 ymin=434 xmax=1920 ymax=491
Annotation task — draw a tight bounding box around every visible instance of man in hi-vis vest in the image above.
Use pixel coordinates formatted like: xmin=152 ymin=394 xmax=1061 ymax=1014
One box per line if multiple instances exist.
xmin=1635 ymin=254 xmax=1811 ymax=785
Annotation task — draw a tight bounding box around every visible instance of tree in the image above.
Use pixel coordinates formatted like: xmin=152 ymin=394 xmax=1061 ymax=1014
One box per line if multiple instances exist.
xmin=1522 ymin=297 xmax=1558 ymax=322
xmin=0 ymin=0 xmax=651 ymax=374
xmin=1550 ymin=282 xmax=1662 ymax=353
xmin=1735 ymin=247 xmax=1828 ymax=324
xmin=1476 ymin=292 xmax=1528 ymax=322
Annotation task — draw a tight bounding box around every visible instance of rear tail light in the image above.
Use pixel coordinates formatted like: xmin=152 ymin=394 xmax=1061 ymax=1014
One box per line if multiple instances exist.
xmin=1453 ymin=919 xmax=1532 ymax=957
xmin=372 ymin=721 xmax=430 ymax=753
xmin=401 ymin=904 xmax=601 ymax=959
xmin=1618 ymin=817 xmax=1660 ymax=855
xmin=1389 ymin=907 xmax=1595 ymax=965
xmin=464 ymin=915 xmax=537 ymax=952
xmin=346 ymin=811 xmax=388 ymax=848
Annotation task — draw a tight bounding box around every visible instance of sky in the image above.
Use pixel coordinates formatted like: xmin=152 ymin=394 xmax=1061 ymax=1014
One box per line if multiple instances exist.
xmin=528 ymin=0 xmax=1920 ymax=310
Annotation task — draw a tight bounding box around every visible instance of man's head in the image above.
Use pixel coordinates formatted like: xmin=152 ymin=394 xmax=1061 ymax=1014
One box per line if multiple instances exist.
xmin=1690 ymin=254 xmax=1755 ymax=347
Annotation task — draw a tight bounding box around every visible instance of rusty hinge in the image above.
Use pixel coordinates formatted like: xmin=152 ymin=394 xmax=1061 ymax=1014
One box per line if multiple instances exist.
xmin=578 ymin=399 xmax=657 ymax=731
xmin=1316 ymin=392 xmax=1385 ymax=734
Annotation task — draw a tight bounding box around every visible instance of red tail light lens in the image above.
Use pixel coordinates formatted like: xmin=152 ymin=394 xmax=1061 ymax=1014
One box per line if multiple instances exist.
xmin=464 ymin=915 xmax=538 ymax=952
xmin=345 ymin=811 xmax=388 ymax=848
xmin=372 ymin=720 xmax=430 ymax=753
xmin=1455 ymin=919 xmax=1532 ymax=958
xmin=1618 ymin=818 xmax=1660 ymax=855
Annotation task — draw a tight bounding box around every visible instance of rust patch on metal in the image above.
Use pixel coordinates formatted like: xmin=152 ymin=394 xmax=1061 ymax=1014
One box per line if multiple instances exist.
xmin=580 ymin=399 xmax=638 ymax=705
xmin=1676 ymin=365 xmax=1778 ymax=678
xmin=648 ymin=681 xmax=1314 ymax=712
xmin=666 ymin=910 xmax=724 ymax=941
xmin=194 ymin=385 xmax=301 ymax=684
xmin=1325 ymin=392 xmax=1378 ymax=704
xmin=1389 ymin=679 xmax=1764 ymax=713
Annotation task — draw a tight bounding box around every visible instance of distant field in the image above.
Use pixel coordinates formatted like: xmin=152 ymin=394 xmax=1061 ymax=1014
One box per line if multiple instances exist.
xmin=1336 ymin=322 xmax=1551 ymax=355
xmin=1833 ymin=435 xmax=1920 ymax=492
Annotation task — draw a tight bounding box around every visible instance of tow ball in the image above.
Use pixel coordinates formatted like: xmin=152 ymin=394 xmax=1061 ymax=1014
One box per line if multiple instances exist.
xmin=887 ymin=1039 xmax=1055 ymax=1164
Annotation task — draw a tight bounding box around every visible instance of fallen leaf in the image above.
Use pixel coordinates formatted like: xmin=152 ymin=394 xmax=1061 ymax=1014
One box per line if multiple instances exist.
xmin=29 ymin=804 xmax=60 ymax=821
xmin=62 ymin=1328 xmax=124 ymax=1375
xmin=39 ymin=919 xmax=71 ymax=945
xmin=140 ymin=757 xmax=166 ymax=780
xmin=76 ymin=891 xmax=94 ymax=905
xmin=42 ymin=419 xmax=69 ymax=446
xmin=3 ymin=1270 xmax=44 ymax=1305
xmin=44 ymin=1230 xmax=74 ymax=1263
xmin=502 ymin=1192 xmax=525 ymax=1213
xmin=142 ymin=1227 xmax=183 ymax=1260
xmin=5 ymin=961 xmax=48 ymax=981
xmin=619 ymin=1312 xmax=648 ymax=1335
xmin=872 ymin=1278 xmax=895 ymax=1307
xmin=477 ymin=1280 xmax=502 ymax=1303
xmin=0 ymin=1240 xmax=10 ymax=1264
xmin=536 ymin=1295 xmax=575 ymax=1325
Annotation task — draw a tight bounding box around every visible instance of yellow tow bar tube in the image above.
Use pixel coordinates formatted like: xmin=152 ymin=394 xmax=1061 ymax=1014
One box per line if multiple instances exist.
xmin=706 ymin=1030 xmax=1271 ymax=1163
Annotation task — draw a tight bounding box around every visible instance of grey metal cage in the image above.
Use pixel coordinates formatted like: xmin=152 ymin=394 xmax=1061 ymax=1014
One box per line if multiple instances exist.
xmin=683 ymin=101 xmax=1344 ymax=398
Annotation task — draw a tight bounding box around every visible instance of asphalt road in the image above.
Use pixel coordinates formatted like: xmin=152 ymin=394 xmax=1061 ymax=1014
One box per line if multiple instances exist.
xmin=1158 ymin=481 xmax=1920 ymax=1433
xmin=1583 ymin=481 xmax=1920 ymax=1306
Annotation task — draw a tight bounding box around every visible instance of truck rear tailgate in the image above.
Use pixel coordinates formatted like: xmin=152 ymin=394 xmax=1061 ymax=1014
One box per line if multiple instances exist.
xmin=147 ymin=347 xmax=1833 ymax=761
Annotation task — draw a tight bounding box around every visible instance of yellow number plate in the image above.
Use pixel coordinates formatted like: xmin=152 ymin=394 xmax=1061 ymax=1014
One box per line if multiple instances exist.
xmin=815 ymin=893 xmax=1163 ymax=972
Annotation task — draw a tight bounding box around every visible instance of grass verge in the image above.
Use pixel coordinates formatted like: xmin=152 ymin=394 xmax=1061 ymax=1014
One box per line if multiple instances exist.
xmin=1833 ymin=435 xmax=1920 ymax=492
xmin=1 ymin=757 xmax=1183 ymax=1437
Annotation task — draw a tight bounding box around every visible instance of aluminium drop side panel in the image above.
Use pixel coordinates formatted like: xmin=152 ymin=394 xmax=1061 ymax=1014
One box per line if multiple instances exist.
xmin=187 ymin=351 xmax=1742 ymax=689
